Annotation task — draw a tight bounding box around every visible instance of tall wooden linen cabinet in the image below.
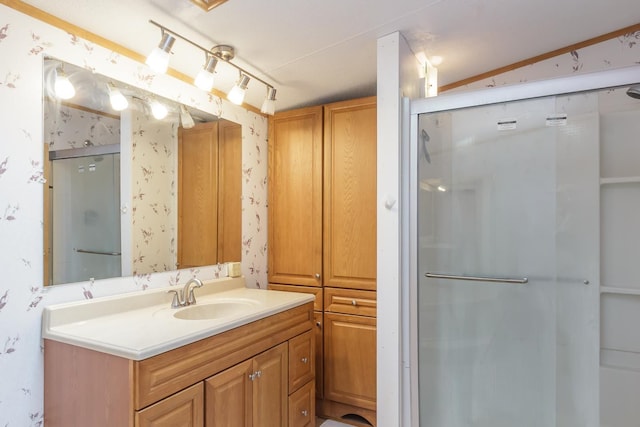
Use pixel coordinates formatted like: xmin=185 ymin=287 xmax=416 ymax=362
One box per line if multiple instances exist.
xmin=268 ymin=96 xmax=377 ymax=426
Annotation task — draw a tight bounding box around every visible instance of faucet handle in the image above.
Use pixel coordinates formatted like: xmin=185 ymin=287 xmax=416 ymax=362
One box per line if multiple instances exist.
xmin=167 ymin=290 xmax=182 ymax=308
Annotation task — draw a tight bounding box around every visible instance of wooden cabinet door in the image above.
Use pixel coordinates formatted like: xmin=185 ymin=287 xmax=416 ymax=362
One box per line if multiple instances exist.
xmin=324 ymin=312 xmax=376 ymax=411
xmin=217 ymin=119 xmax=242 ymax=263
xmin=178 ymin=122 xmax=219 ymax=268
xmin=253 ymin=343 xmax=288 ymax=427
xmin=323 ymin=97 xmax=377 ymax=291
xmin=205 ymin=359 xmax=252 ymax=427
xmin=135 ymin=382 xmax=204 ymax=427
xmin=268 ymin=106 xmax=323 ymax=286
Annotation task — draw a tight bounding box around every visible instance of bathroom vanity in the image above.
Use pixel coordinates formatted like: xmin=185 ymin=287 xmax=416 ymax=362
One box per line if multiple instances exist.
xmin=42 ymin=278 xmax=315 ymax=426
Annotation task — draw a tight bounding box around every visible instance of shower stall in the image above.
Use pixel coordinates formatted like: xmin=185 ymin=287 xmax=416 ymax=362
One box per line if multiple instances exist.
xmin=408 ymin=66 xmax=640 ymax=426
xmin=49 ymin=149 xmax=121 ymax=285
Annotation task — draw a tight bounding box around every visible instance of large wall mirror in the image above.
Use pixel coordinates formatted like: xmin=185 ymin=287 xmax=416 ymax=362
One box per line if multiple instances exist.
xmin=43 ymin=57 xmax=242 ymax=286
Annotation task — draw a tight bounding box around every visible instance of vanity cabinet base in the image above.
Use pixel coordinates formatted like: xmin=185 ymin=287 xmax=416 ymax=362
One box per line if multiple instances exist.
xmin=44 ymin=340 xmax=135 ymax=427
xmin=44 ymin=302 xmax=314 ymax=427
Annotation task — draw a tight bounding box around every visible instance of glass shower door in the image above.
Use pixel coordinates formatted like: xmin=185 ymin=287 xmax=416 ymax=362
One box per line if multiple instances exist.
xmin=416 ymin=94 xmax=598 ymax=426
xmin=51 ymin=153 xmax=121 ymax=284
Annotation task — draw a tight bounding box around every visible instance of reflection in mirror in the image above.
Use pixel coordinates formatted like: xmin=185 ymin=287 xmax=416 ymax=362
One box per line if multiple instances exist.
xmin=42 ymin=57 xmax=242 ymax=286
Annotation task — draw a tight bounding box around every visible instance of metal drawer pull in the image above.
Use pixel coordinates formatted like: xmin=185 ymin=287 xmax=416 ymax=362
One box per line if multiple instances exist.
xmin=301 ymin=357 xmax=308 ymax=364
xmin=424 ymin=272 xmax=528 ymax=285
xmin=301 ymin=410 xmax=309 ymax=417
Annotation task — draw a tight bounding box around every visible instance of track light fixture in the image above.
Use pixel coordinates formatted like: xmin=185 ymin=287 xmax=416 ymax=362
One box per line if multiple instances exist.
xmin=146 ymin=20 xmax=277 ymax=114
xmin=54 ymin=66 xmax=75 ymax=100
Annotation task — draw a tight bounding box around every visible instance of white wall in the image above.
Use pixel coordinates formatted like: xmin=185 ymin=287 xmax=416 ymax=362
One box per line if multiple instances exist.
xmin=0 ymin=4 xmax=268 ymax=424
xmin=376 ymin=31 xmax=422 ymax=427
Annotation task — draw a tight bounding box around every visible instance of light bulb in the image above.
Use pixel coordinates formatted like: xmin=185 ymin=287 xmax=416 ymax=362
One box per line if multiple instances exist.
xmin=108 ymin=84 xmax=128 ymax=111
xmin=150 ymin=101 xmax=168 ymax=120
xmin=54 ymin=69 xmax=75 ymax=100
xmin=180 ymin=105 xmax=195 ymax=129
xmin=145 ymin=33 xmax=175 ymax=74
xmin=260 ymin=87 xmax=277 ymax=115
xmin=194 ymin=56 xmax=217 ymax=92
xmin=227 ymin=74 xmax=250 ymax=105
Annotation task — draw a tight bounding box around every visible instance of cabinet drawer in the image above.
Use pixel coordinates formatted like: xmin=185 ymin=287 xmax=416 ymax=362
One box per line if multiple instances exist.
xmin=289 ymin=330 xmax=314 ymax=393
xmin=324 ymin=287 xmax=376 ymax=317
xmin=135 ymin=382 xmax=204 ymax=427
xmin=288 ymin=380 xmax=315 ymax=427
xmin=269 ymin=283 xmax=323 ymax=311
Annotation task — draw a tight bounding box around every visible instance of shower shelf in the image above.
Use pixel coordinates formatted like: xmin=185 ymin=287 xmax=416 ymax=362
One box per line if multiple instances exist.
xmin=600 ymin=176 xmax=640 ymax=185
xmin=601 ymin=286 xmax=640 ymax=296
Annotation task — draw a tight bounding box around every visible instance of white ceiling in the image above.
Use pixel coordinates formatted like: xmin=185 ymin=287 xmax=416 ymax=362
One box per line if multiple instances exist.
xmin=22 ymin=0 xmax=640 ymax=112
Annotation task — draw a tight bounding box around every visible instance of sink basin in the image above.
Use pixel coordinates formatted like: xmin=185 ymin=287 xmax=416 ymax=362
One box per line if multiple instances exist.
xmin=173 ymin=300 xmax=257 ymax=320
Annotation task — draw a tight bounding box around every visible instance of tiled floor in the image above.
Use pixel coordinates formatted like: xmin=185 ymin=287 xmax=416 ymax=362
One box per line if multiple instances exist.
xmin=316 ymin=418 xmax=353 ymax=427
xmin=316 ymin=419 xmax=354 ymax=427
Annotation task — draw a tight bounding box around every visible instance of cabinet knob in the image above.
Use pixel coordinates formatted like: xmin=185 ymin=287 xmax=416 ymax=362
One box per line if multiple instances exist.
xmin=315 ymin=321 xmax=322 ymax=328
xmin=301 ymin=410 xmax=309 ymax=417
xmin=351 ymin=300 xmax=357 ymax=306
xmin=315 ymin=273 xmax=321 ymax=279
xmin=301 ymin=357 xmax=308 ymax=364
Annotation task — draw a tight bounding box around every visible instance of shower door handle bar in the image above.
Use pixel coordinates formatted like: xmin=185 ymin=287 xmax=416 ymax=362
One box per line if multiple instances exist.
xmin=75 ymin=248 xmax=122 ymax=256
xmin=424 ymin=272 xmax=528 ymax=284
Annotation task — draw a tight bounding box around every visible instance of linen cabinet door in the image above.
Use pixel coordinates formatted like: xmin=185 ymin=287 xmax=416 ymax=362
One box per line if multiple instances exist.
xmin=324 ymin=312 xmax=377 ymax=411
xmin=253 ymin=342 xmax=288 ymax=427
xmin=268 ymin=106 xmax=324 ymax=286
xmin=323 ymin=97 xmax=377 ymax=291
xmin=204 ymin=359 xmax=253 ymax=427
xmin=135 ymin=382 xmax=204 ymax=427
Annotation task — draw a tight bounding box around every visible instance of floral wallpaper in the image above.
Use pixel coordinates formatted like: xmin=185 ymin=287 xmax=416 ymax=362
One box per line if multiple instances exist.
xmin=128 ymin=107 xmax=178 ymax=276
xmin=0 ymin=4 xmax=267 ymax=425
xmin=43 ymin=101 xmax=120 ymax=150
xmin=453 ymin=30 xmax=640 ymax=91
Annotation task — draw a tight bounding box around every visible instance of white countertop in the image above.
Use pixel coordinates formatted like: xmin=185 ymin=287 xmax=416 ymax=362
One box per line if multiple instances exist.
xmin=42 ymin=277 xmax=314 ymax=360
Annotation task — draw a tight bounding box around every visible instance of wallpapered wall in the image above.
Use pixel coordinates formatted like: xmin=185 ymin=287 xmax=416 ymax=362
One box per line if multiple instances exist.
xmin=44 ymin=102 xmax=121 ymax=150
xmin=0 ymin=4 xmax=267 ymax=425
xmin=453 ymin=30 xmax=640 ymax=91
xmin=128 ymin=107 xmax=178 ymax=276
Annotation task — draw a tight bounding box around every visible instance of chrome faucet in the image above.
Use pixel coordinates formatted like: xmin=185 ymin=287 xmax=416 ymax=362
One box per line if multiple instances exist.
xmin=167 ymin=278 xmax=204 ymax=308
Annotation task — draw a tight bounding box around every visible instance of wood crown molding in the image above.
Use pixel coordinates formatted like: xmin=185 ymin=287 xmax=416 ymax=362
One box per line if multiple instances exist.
xmin=440 ymin=22 xmax=640 ymax=92
xmin=0 ymin=0 xmax=264 ymax=115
